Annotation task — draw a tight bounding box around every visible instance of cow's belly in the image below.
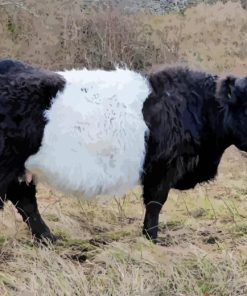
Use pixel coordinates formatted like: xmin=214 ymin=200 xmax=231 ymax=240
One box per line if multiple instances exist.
xmin=25 ymin=70 xmax=150 ymax=198
xmin=26 ymin=118 xmax=147 ymax=198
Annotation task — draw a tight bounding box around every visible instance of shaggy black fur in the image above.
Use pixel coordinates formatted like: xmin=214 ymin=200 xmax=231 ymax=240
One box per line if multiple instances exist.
xmin=142 ymin=66 xmax=247 ymax=240
xmin=0 ymin=59 xmax=65 ymax=241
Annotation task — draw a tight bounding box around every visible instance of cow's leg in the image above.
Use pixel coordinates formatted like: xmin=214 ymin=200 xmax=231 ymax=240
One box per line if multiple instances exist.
xmin=7 ymin=180 xmax=57 ymax=243
xmin=142 ymin=164 xmax=175 ymax=242
xmin=142 ymin=181 xmax=170 ymax=242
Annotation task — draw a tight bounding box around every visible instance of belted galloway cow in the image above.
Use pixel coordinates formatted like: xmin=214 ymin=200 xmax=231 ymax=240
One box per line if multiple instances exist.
xmin=0 ymin=59 xmax=246 ymax=242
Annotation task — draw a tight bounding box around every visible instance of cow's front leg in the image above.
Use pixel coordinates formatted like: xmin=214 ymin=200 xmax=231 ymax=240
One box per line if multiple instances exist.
xmin=142 ymin=185 xmax=170 ymax=242
xmin=142 ymin=165 xmax=174 ymax=242
xmin=7 ymin=179 xmax=57 ymax=243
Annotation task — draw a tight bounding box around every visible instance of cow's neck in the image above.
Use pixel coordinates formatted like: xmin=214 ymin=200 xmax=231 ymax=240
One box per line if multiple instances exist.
xmin=202 ymin=78 xmax=232 ymax=159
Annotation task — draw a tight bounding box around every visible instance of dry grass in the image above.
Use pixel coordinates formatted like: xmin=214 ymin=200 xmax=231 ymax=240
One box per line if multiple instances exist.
xmin=142 ymin=1 xmax=247 ymax=74
xmin=0 ymin=1 xmax=247 ymax=295
xmin=0 ymin=147 xmax=247 ymax=295
xmin=1 ymin=1 xmax=246 ymax=73
xmin=0 ymin=0 xmax=161 ymax=70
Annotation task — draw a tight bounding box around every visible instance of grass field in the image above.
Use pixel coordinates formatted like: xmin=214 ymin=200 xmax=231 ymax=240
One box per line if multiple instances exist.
xmin=0 ymin=148 xmax=247 ymax=295
xmin=0 ymin=1 xmax=247 ymax=295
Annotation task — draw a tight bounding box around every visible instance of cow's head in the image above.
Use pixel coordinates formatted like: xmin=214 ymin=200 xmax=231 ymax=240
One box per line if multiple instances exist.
xmin=217 ymin=75 xmax=247 ymax=151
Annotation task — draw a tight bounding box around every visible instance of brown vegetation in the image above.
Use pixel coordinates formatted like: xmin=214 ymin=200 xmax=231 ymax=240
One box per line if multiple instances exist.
xmin=1 ymin=1 xmax=246 ymax=74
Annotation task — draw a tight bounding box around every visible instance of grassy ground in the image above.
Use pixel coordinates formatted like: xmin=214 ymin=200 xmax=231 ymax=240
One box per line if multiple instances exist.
xmin=0 ymin=148 xmax=247 ymax=295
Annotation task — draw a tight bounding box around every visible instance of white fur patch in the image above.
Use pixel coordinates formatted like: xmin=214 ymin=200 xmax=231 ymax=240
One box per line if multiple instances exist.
xmin=25 ymin=68 xmax=151 ymax=198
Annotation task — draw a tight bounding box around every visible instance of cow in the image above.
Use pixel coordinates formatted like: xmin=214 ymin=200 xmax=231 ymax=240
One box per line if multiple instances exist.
xmin=0 ymin=59 xmax=247 ymax=242
xmin=142 ymin=66 xmax=247 ymax=240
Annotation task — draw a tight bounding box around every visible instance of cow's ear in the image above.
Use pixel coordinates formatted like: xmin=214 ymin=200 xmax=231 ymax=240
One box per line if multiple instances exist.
xmin=216 ymin=75 xmax=237 ymax=105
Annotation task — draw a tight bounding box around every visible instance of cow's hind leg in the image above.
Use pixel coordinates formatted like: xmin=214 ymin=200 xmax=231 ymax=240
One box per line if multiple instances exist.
xmin=7 ymin=179 xmax=57 ymax=243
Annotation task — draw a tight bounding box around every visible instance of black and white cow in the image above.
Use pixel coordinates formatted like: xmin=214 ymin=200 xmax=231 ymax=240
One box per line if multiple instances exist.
xmin=0 ymin=59 xmax=247 ymax=242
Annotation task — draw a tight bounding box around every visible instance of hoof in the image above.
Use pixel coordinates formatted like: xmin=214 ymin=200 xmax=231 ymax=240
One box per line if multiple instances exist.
xmin=142 ymin=228 xmax=158 ymax=244
xmin=34 ymin=232 xmax=58 ymax=245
